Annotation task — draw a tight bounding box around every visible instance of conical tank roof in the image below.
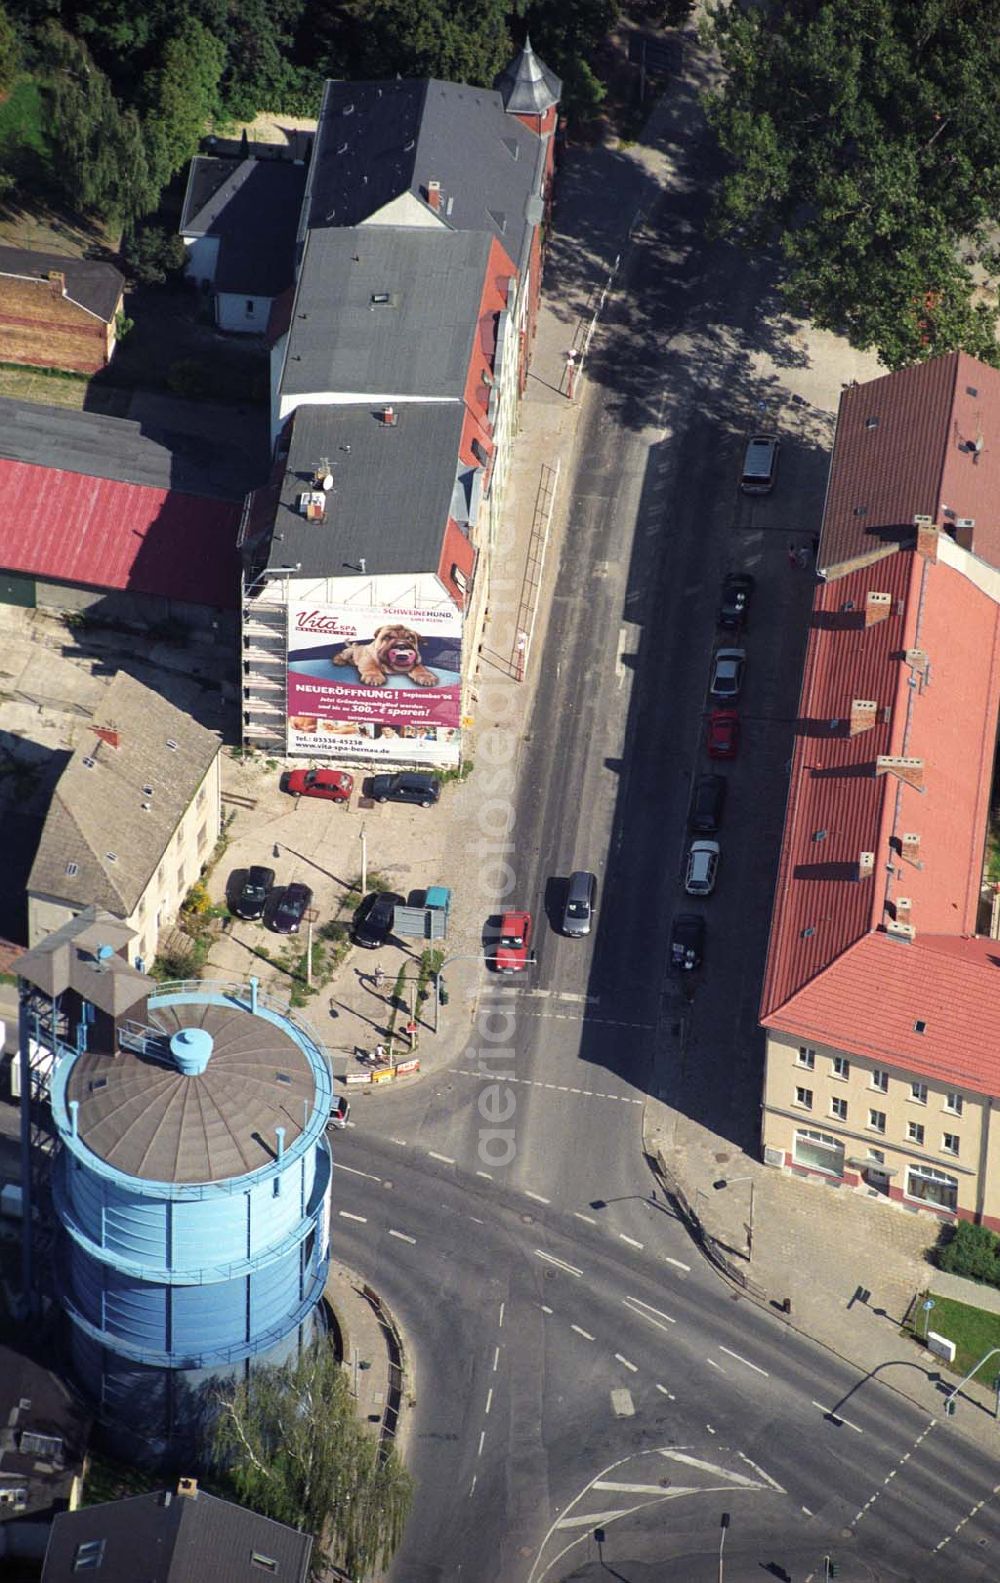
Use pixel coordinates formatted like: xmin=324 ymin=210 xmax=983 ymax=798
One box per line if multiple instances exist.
xmin=495 ymin=36 xmax=562 ymax=116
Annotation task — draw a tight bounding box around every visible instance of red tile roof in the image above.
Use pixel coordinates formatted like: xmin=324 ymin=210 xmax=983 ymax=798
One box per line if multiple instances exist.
xmin=819 ymin=351 xmax=1000 ymax=575
xmin=761 ymin=548 xmax=1000 ymax=1053
xmin=0 ymin=458 xmax=239 ymax=608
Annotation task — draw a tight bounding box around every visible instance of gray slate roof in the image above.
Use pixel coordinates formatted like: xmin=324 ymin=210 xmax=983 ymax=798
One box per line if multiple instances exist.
xmin=282 ymin=227 xmax=492 ymax=399
xmin=28 ymin=672 xmax=220 ymax=920
xmin=266 ymin=401 xmax=467 ymax=576
xmin=306 ymin=77 xmax=543 ymax=268
xmin=495 ymin=37 xmax=562 ymax=115
xmin=0 ymin=245 xmax=124 ymax=323
xmin=178 ymin=155 xmax=307 ymax=297
xmin=0 ymin=395 xmax=262 ymax=501
xmin=42 ymin=1482 xmax=312 ymax=1583
xmin=14 ymin=909 xmax=148 ymax=1019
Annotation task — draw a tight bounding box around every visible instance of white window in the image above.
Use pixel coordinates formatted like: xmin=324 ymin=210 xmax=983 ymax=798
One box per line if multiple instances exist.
xmin=907 ymin=1121 xmax=925 ymax=1145
xmin=945 ymin=1092 xmax=963 ymax=1116
xmin=797 ymin=1046 xmax=816 ymax=1070
xmin=794 ymin=1086 xmax=813 ymax=1110
xmin=832 ymin=1055 xmax=850 ymax=1079
xmin=871 ymin=1069 xmax=888 ymax=1093
xmin=942 ymin=1133 xmax=960 ymax=1156
xmin=910 ymin=1082 xmax=928 ymax=1105
xmin=906 ymin=1164 xmax=957 ymax=1212
xmin=830 ymin=1096 xmax=848 ymax=1121
xmin=868 ymin=1109 xmax=886 ymax=1134
xmin=792 ymin=1128 xmax=845 ymax=1176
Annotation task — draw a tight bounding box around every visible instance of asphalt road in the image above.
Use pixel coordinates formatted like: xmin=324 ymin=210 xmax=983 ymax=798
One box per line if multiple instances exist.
xmin=332 ymin=42 xmax=1000 ymax=1583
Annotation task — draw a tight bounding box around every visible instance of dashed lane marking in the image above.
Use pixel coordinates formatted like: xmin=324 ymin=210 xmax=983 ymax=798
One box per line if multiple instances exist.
xmin=812 ymin=1400 xmax=863 ymax=1434
xmin=535 ymin=1250 xmax=583 ymax=1277
xmin=390 ymin=1137 xmax=407 ymax=1146
xmin=388 ymin=1229 xmax=416 ymax=1244
xmin=525 ymin=1189 xmax=551 ymax=1204
xmin=615 ymin=1354 xmax=638 ymax=1373
xmin=517 ymin=1010 xmax=656 ymax=1029
xmin=476 ymin=1169 xmax=494 ymax=1180
xmin=664 ymin=1256 xmax=691 ymax=1272
xmin=455 ymin=1069 xmax=644 ymax=1104
xmin=493 ymin=1347 xmax=500 ymax=1371
xmin=619 ymin=1233 xmax=644 ymax=1249
xmin=468 ymin=1474 xmax=477 ymax=1498
xmin=526 ymin=990 xmax=601 ymax=1004
xmin=478 ymin=1431 xmax=485 ymax=1457
xmin=485 ymin=1388 xmax=493 ymax=1415
xmin=572 ymin=1325 xmax=595 ymax=1340
xmin=574 ymin=1212 xmax=597 ymax=1225
xmin=338 ymin=1211 xmax=367 ymax=1223
xmin=655 ymin=1384 xmax=676 ymax=1400
xmin=718 ymin=1345 xmax=769 ymax=1378
xmin=428 ymin=1150 xmax=456 ymax=1165
xmin=854 ymin=1422 xmax=938 ymax=1532
xmin=540 ymin=1304 xmax=554 ymax=1315
xmin=499 ymin=1302 xmax=505 ymax=1328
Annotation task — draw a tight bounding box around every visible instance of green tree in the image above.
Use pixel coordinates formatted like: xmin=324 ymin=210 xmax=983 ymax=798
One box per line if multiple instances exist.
xmin=122 ymin=221 xmax=186 ymax=285
xmin=523 ymin=0 xmax=616 ymax=125
xmin=0 ymin=2 xmax=20 ymax=93
xmin=702 ymin=0 xmax=1000 ymax=369
xmin=348 ymin=0 xmax=511 ymax=86
xmin=44 ymin=23 xmax=157 ymax=223
xmin=142 ymin=18 xmax=225 ymax=193
xmin=210 ymin=1341 xmax=413 ymax=1579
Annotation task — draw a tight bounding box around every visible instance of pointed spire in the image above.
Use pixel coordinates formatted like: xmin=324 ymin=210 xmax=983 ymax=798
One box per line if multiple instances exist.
xmin=494 ymin=37 xmax=561 ymax=116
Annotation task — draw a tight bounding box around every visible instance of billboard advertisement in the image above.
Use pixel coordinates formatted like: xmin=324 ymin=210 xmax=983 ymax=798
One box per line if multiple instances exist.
xmin=286 ymin=602 xmax=462 ymax=763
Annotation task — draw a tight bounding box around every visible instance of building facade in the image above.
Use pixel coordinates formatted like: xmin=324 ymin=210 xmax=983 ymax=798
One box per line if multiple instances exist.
xmin=0 ymin=247 xmax=124 ymax=374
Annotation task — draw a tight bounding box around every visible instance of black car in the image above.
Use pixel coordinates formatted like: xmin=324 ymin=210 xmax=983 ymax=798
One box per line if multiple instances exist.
xmin=718 ymin=572 xmax=755 ymax=632
xmin=270 ymin=882 xmax=313 ymax=935
xmin=369 ymin=772 xmax=441 ymax=808
xmin=352 ymin=890 xmax=404 ymax=949
xmin=233 ymin=864 xmax=275 ymax=921
xmin=690 ymin=773 xmax=726 ymax=835
xmin=670 ymin=913 xmax=705 ymax=972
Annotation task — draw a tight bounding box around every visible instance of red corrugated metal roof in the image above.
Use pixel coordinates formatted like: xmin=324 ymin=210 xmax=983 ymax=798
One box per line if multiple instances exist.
xmin=818 ymin=352 xmax=1000 ymax=576
xmin=761 ymin=548 xmax=1000 ymax=1031
xmin=768 ymin=933 xmax=1000 ymax=1099
xmin=0 ymin=458 xmax=239 ymax=608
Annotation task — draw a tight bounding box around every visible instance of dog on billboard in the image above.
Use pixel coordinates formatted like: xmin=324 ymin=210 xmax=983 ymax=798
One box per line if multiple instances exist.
xmin=333 ymin=624 xmax=439 ymax=687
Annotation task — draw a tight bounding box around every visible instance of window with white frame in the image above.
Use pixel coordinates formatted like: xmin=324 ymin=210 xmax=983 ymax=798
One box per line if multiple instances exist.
xmin=907 ymin=1121 xmax=925 ymax=1145
xmin=868 ymin=1109 xmax=886 ymax=1133
xmin=944 ymin=1092 xmax=963 ymax=1116
xmin=832 ymin=1055 xmax=850 ymax=1080
xmin=910 ymin=1081 xmax=928 ymax=1105
xmin=830 ymin=1096 xmax=848 ymax=1121
xmin=797 ymin=1046 xmax=816 ymax=1070
xmin=792 ymin=1129 xmax=845 ymax=1176
xmin=794 ymin=1086 xmax=813 ymax=1110
xmin=871 ymin=1069 xmax=888 ymax=1093
xmin=906 ymin=1164 xmax=958 ymax=1212
xmin=942 ymin=1133 xmax=960 ymax=1156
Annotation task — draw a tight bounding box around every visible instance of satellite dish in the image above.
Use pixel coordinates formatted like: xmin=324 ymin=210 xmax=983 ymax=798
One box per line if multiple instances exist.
xmin=322 ymin=474 xmax=334 ymax=491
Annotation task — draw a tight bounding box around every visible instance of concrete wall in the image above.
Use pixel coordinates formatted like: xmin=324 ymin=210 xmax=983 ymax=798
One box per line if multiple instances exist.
xmin=216 ymin=291 xmax=272 ymax=333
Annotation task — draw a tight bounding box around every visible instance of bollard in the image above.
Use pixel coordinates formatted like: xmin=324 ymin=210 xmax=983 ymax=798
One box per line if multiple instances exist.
xmin=782 ymin=1296 xmax=792 ymax=1315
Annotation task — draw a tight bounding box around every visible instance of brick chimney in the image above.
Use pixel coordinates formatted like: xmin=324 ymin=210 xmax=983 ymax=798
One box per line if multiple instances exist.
xmin=849 ymin=698 xmax=878 ymax=736
xmin=894 ymin=895 xmax=912 ymax=925
xmin=176 ymin=1477 xmax=199 ymax=1499
xmin=46 ymin=269 xmax=66 ymax=297
xmin=885 ymin=919 xmax=916 ymax=943
xmin=913 ymin=514 xmax=939 ymax=561
xmin=864 ymin=591 xmax=892 ymax=627
xmin=875 ymin=755 xmax=924 ymax=790
xmin=427 ymin=179 xmax=441 ymax=212
xmin=381 ymin=405 xmax=397 ymax=426
xmin=92 ymin=725 xmax=120 ymax=750
xmin=901 ymin=831 xmax=921 ymax=863
xmin=904 ymin=647 xmax=929 ymax=677
xmin=857 ymin=851 xmax=875 ymax=879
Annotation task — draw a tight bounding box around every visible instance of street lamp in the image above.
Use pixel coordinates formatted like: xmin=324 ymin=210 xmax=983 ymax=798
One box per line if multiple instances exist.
xmin=360 ymin=825 xmax=367 ymax=895
xmin=718 ymin=1512 xmax=730 ymax=1583
xmin=713 ymin=1176 xmax=756 ymax=1259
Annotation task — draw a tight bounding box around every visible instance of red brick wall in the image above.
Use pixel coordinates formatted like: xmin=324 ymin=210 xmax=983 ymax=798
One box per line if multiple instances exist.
xmin=0 ymin=275 xmax=116 ymax=374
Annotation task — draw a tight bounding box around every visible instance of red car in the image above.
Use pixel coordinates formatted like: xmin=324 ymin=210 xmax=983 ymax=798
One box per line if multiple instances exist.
xmin=495 ymin=911 xmax=533 ymax=973
xmin=281 ymin=768 xmax=355 ymax=802
xmin=707 ymin=709 xmax=740 ymax=760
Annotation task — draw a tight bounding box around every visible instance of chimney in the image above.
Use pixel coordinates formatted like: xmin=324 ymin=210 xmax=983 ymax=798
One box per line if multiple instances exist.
xmin=381 ymin=405 xmax=398 ymax=426
xmin=850 ymin=699 xmax=878 ymax=737
xmin=92 ymin=725 xmax=120 ymax=750
xmin=875 ymin=754 xmax=924 ymax=790
xmin=904 ymin=648 xmax=929 ymax=677
xmin=176 ymin=1477 xmax=199 ymax=1499
xmin=857 ymin=851 xmax=875 ymax=879
xmin=913 ymin=514 xmax=939 ymax=561
xmin=864 ymin=591 xmax=892 ymax=627
xmin=901 ymin=831 xmax=921 ymax=863
xmin=894 ymin=895 xmax=912 ymax=925
xmin=885 ymin=919 xmax=916 ymax=944
xmin=427 ymin=179 xmax=441 ymax=212
xmin=47 ymin=269 xmax=66 ymax=297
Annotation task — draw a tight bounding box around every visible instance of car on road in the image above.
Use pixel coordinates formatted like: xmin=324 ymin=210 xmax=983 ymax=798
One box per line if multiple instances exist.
xmin=707 ymin=708 xmax=740 ymax=760
xmin=281 ymin=767 xmax=354 ymax=802
xmin=562 ymin=870 xmax=597 ymax=937
xmin=495 ymin=911 xmax=533 ymax=972
xmin=690 ymin=773 xmax=726 ymax=834
xmin=329 ymin=1095 xmax=351 ymax=1129
xmin=352 ymin=890 xmax=403 ymax=949
xmin=685 ymin=840 xmax=720 ymax=896
xmin=369 ymin=771 xmax=440 ymax=808
xmin=709 ymin=648 xmax=746 ymax=700
xmin=269 ymin=881 xmax=313 ymax=935
xmin=671 ymin=912 xmax=705 ymax=971
xmin=233 ymin=864 xmax=275 ymax=920
xmin=718 ymin=572 xmax=755 ymax=632
xmin=739 ymin=434 xmax=779 ymax=495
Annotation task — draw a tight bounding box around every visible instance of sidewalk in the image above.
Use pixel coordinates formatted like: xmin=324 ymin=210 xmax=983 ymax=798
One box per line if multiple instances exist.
xmin=325 ymin=1259 xmax=411 ymax=1464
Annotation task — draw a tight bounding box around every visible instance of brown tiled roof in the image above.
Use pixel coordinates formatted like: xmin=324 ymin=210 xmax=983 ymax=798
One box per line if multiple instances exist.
xmin=818 ymin=352 xmax=1000 ymax=576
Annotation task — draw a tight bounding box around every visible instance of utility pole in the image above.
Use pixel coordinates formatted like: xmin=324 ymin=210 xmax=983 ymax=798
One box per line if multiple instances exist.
xmin=305 ymin=916 xmax=313 ymax=988
xmin=360 ymin=824 xmax=367 ymax=894
xmin=718 ymin=1512 xmax=730 ymax=1583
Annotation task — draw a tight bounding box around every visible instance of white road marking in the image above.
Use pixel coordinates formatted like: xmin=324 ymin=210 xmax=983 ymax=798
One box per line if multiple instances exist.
xmin=664 ymin=1256 xmax=691 ymax=1272
xmin=469 ymin=1474 xmax=477 ymax=1497
xmin=333 ymin=1163 xmax=382 ymax=1182
xmin=499 ymin=1302 xmax=505 ymax=1328
xmin=525 ymin=1189 xmax=551 ymax=1204
xmin=655 ymin=1383 xmax=676 ymax=1400
xmin=467 ymin=1215 xmax=485 ymax=1225
xmin=615 ymin=1354 xmax=638 ymax=1373
xmin=476 ymin=1169 xmax=494 ymax=1180
xmin=428 ymin=1150 xmax=456 ymax=1164
xmin=535 ymin=1250 xmax=583 ymax=1277
xmin=478 ymin=1431 xmax=485 ymax=1457
xmin=454 ymin=1068 xmax=645 ymax=1102
xmin=571 ymin=1324 xmax=595 ymax=1340
xmin=388 ymin=1229 xmax=415 ymax=1244
xmin=812 ymin=1400 xmax=863 ymax=1433
xmin=624 ymin=1296 xmax=676 ymax=1330
xmin=619 ymin=1233 xmax=643 ymax=1249
xmin=594 ymin=1480 xmax=681 ymax=1495
xmin=707 ymin=1358 xmax=723 ymax=1372
xmin=540 ymin=1304 xmax=554 ymax=1315
xmin=718 ymin=1345 xmax=769 ymax=1378
xmin=801 ymin=1505 xmax=813 ymax=1517
xmin=390 ymin=1137 xmax=407 ymax=1146
xmin=485 ymin=1388 xmax=493 ymax=1415
xmin=737 ymin=1453 xmax=785 ymax=1493
xmin=338 ymin=1211 xmax=367 ymax=1223
xmin=610 ymin=1390 xmax=635 ymax=1419
xmin=493 ymin=1347 xmax=500 ymax=1371
xmin=706 ymin=1425 xmax=717 ymax=1435
xmin=574 ymin=1212 xmax=597 ymax=1225
xmin=655 ymin=1452 xmax=771 ymax=1488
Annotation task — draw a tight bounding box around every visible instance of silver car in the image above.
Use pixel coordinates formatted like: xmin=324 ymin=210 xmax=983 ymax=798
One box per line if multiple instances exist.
xmin=562 ymin=870 xmax=597 ymax=937
xmin=710 ymin=648 xmax=746 ymax=700
xmin=740 ymin=433 xmax=779 ymax=494
xmin=685 ymin=840 xmax=720 ymax=896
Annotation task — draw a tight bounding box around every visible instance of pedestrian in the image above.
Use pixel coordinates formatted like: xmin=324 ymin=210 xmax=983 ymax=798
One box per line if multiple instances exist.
xmin=374 ymin=964 xmax=385 ymax=991
xmin=374 ymin=1042 xmax=387 ymax=1065
xmin=787 ymin=542 xmax=798 ymax=570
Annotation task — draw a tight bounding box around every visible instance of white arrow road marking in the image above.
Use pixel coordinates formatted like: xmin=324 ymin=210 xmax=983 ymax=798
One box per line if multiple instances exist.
xmin=534 ymin=1250 xmax=583 ymax=1277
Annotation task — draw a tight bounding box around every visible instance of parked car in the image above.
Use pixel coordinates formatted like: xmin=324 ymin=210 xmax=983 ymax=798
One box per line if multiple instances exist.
xmin=352 ymin=890 xmax=404 ymax=949
xmin=281 ymin=767 xmax=354 ymax=802
xmin=233 ymin=864 xmax=275 ymax=920
xmin=739 ymin=434 xmax=779 ymax=495
xmin=709 ymin=648 xmax=746 ymax=700
xmin=671 ymin=913 xmax=705 ymax=971
xmin=270 ymin=881 xmax=313 ymax=935
xmin=495 ymin=911 xmax=533 ymax=972
xmin=369 ymin=771 xmax=440 ymax=808
xmin=685 ymin=840 xmax=720 ymax=896
xmin=718 ymin=573 xmax=755 ymax=632
xmin=562 ymin=870 xmax=597 ymax=937
xmin=690 ymin=773 xmax=727 ymax=834
xmin=707 ymin=709 xmax=740 ymax=760
xmin=329 ymin=1095 xmax=351 ymax=1129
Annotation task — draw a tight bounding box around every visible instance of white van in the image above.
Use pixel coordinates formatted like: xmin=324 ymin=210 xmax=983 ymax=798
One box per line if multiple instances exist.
xmin=740 ymin=434 xmax=779 ymax=495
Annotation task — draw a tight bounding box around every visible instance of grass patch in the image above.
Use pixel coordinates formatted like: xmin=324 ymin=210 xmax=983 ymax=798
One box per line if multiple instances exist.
xmin=909 ymin=1291 xmax=1000 ymax=1376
